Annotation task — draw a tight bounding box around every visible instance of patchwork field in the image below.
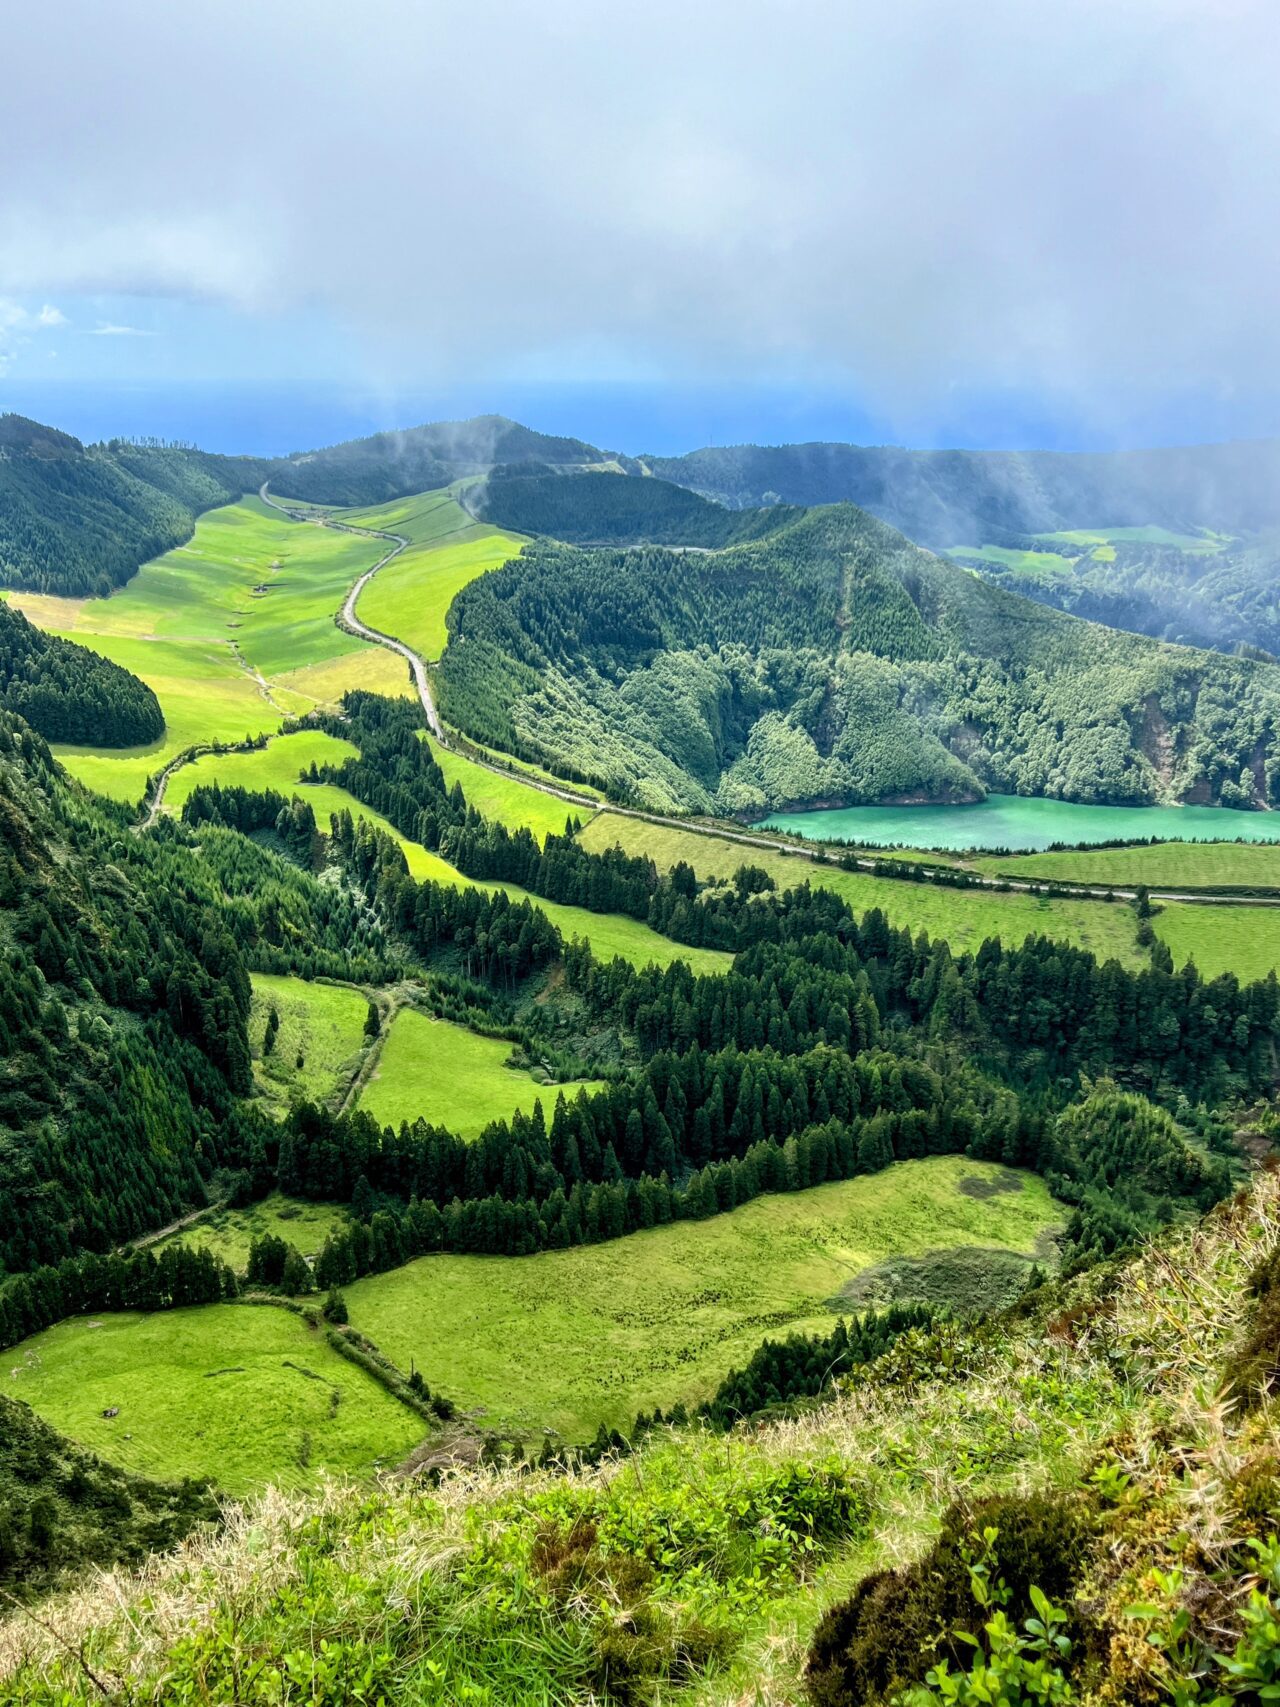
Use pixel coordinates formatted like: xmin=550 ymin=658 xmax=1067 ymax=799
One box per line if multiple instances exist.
xmin=154 ymin=1194 xmax=351 ymax=1270
xmin=358 ymin=1009 xmax=606 ymax=1138
xmin=579 ymin=813 xmax=1144 ymax=967
xmin=4 ymin=1304 xmax=423 ymax=1493
xmin=345 ymin=1156 xmax=1062 ymax=1438
xmin=349 ymin=490 xmax=525 ymax=661
xmin=10 ymin=498 xmax=399 ymax=800
xmin=249 ymin=972 xmax=371 ymax=1112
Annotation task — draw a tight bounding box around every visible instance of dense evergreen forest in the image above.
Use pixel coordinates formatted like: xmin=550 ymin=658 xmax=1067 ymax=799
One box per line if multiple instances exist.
xmin=0 ymin=414 xmax=260 ymax=596
xmin=471 ymin=466 xmax=797 ymax=546
xmin=436 ymin=499 xmax=1280 ymax=813
xmin=0 ymin=600 xmax=163 ymax=744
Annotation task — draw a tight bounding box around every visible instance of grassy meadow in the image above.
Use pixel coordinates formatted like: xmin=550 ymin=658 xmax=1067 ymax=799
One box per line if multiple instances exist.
xmin=4 ymin=1304 xmax=423 ymax=1493
xmin=981 ymin=839 xmax=1280 ymax=890
xmin=427 ymin=733 xmax=590 ymax=841
xmin=154 ymin=1194 xmax=352 ymax=1270
xmin=345 ymin=1156 xmax=1062 ymax=1438
xmin=1152 ymin=903 xmax=1280 ymax=984
xmin=249 ymin=972 xmax=371 ymax=1112
xmin=358 ymin=1009 xmax=605 ymax=1138
xmin=348 ymin=490 xmax=525 ymax=661
xmin=10 ymin=498 xmax=397 ymax=800
xmin=578 ymin=812 xmax=1145 ymax=966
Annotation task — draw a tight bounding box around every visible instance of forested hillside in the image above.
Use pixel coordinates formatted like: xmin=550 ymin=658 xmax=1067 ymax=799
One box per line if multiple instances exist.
xmin=0 ymin=414 xmax=260 ymax=596
xmin=645 ymin=435 xmax=1280 ymax=545
xmin=269 ymin=415 xmax=613 ymax=506
xmin=436 ymin=499 xmax=1280 ymax=813
xmin=471 ymin=465 xmax=797 ymax=546
xmin=0 ymin=601 xmax=163 ymax=745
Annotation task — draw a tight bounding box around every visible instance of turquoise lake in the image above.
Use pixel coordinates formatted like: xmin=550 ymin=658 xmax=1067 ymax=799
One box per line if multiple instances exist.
xmin=754 ymin=795 xmax=1280 ymax=853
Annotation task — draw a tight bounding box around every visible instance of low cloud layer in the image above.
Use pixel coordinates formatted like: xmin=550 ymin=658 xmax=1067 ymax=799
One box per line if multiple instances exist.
xmin=2 ymin=0 xmax=1277 ymax=430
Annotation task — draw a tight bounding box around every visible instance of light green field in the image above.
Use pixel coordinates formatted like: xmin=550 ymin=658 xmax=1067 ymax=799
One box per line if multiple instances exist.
xmin=1037 ymin=525 xmax=1224 ymax=554
xmin=345 ymin=1156 xmax=1062 ymax=1437
xmin=11 ymin=498 xmax=396 ymax=801
xmin=350 ymin=491 xmax=525 ymax=661
xmin=250 ymin=972 xmax=370 ymax=1112
xmin=946 ymin=544 xmax=1076 ymax=576
xmin=359 ymin=1009 xmax=605 ymax=1138
xmin=5 ymin=1304 xmax=424 ymax=1493
xmin=154 ymin=1194 xmax=352 ymax=1270
xmin=428 ymin=735 xmax=592 ymax=841
xmin=981 ymin=840 xmax=1280 ymax=891
xmin=579 ymin=813 xmax=1143 ymax=967
xmin=456 ymin=733 xmax=605 ymax=801
xmin=1153 ymin=903 xmax=1280 ymax=983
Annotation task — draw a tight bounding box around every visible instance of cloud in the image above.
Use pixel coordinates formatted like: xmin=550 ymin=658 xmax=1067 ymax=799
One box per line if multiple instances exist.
xmin=0 ymin=0 xmax=1277 ymax=431
xmin=87 ymin=322 xmax=153 ymax=336
xmin=0 ymin=295 xmax=65 ymax=375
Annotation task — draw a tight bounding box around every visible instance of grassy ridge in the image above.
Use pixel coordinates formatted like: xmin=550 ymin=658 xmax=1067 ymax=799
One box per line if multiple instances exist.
xmin=578 ymin=812 xmax=1145 ymax=966
xmin=427 ymin=733 xmax=590 ymax=841
xmin=345 ymin=1156 xmax=1061 ymax=1438
xmin=154 ymin=1194 xmax=351 ymax=1269
xmin=358 ymin=1009 xmax=606 ymax=1138
xmin=4 ymin=1304 xmax=424 ymax=1494
xmin=981 ymin=839 xmax=1280 ymax=889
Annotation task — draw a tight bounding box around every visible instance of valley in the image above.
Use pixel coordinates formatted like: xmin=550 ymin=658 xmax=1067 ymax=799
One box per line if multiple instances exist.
xmin=5 ymin=411 xmax=1280 ymax=1707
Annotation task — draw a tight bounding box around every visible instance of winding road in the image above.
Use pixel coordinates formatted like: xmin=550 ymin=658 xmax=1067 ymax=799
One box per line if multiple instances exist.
xmin=131 ymin=483 xmax=1275 ymax=915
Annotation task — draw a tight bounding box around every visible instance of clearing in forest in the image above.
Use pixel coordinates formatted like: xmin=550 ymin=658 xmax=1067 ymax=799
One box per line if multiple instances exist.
xmin=358 ymin=1009 xmax=606 ymax=1139
xmin=345 ymin=1155 xmax=1062 ymax=1438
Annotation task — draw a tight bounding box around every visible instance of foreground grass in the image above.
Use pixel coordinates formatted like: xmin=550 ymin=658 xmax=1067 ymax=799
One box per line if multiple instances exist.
xmin=358 ymin=1009 xmax=606 ymax=1139
xmin=17 ymin=1158 xmax=1270 ymax=1706
xmin=345 ymin=1156 xmax=1061 ymax=1438
xmin=580 ymin=812 xmax=1144 ymax=966
xmin=248 ymin=971 xmax=370 ymax=1113
xmin=3 ymin=1305 xmax=423 ymax=1494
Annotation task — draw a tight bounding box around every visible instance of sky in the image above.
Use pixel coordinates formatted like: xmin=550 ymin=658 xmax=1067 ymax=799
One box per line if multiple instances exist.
xmin=1 ymin=0 xmax=1278 ymax=456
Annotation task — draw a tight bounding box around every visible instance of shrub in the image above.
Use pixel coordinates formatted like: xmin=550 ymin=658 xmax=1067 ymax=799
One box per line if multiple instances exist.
xmin=805 ymin=1492 xmax=1094 ymax=1707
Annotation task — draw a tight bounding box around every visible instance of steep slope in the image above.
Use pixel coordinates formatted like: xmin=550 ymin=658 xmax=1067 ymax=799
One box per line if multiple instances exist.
xmin=8 ymin=1170 xmax=1280 ymax=1707
xmin=0 ymin=1394 xmax=219 ymax=1602
xmin=645 ymin=435 xmax=1280 ymax=545
xmin=0 ymin=414 xmax=260 ymax=597
xmin=436 ymin=499 xmax=1280 ymax=813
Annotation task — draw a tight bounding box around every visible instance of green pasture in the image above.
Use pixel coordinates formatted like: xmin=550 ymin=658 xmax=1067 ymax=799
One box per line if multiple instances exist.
xmin=4 ymin=1303 xmax=424 ymax=1493
xmin=980 ymin=840 xmax=1280 ymax=891
xmin=358 ymin=1009 xmax=606 ymax=1138
xmin=349 ymin=491 xmax=524 ymax=661
xmin=427 ymin=734 xmax=594 ymax=841
xmin=946 ymin=544 xmax=1077 ymax=576
xmin=345 ymin=1156 xmax=1062 ymax=1438
xmin=154 ymin=1194 xmax=352 ymax=1270
xmin=11 ymin=498 xmax=395 ymax=800
xmin=249 ymin=972 xmax=371 ymax=1112
xmin=1037 ymin=525 xmax=1225 ymax=554
xmin=578 ymin=813 xmax=1144 ymax=967
xmin=1153 ymin=903 xmax=1280 ymax=984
